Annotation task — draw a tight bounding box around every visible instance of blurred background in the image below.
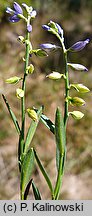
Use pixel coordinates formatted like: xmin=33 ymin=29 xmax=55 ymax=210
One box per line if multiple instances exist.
xmin=0 ymin=0 xmax=92 ymax=199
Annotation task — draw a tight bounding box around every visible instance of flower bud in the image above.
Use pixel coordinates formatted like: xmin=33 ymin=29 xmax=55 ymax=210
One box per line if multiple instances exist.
xmin=27 ymin=108 xmax=38 ymax=122
xmin=46 ymin=72 xmax=63 ymax=80
xmin=18 ymin=36 xmax=25 ymax=44
xmin=26 ymin=64 xmax=34 ymax=74
xmin=34 ymin=49 xmax=48 ymax=57
xmin=30 ymin=10 xmax=37 ymax=18
xmin=67 ymin=63 xmax=88 ymax=72
xmin=42 ymin=25 xmax=50 ymax=31
xmin=40 ymin=43 xmax=57 ymax=49
xmin=70 ymin=84 xmax=90 ymax=93
xmin=5 ymin=76 xmax=21 ymax=84
xmin=69 ymin=111 xmax=84 ymax=120
xmin=68 ymin=96 xmax=86 ymax=106
xmin=16 ymin=88 xmax=24 ymax=99
xmin=27 ymin=24 xmax=32 ymax=33
xmin=55 ymin=23 xmax=63 ymax=36
xmin=22 ymin=3 xmax=30 ymax=12
xmin=69 ymin=39 xmax=89 ymax=52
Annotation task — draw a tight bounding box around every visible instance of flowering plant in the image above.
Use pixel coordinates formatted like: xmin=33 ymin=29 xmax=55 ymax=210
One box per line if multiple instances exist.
xmin=3 ymin=2 xmax=90 ymax=200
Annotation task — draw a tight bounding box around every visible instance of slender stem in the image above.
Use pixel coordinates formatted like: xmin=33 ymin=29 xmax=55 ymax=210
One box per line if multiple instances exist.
xmin=20 ymin=18 xmax=30 ymax=156
xmin=64 ymin=51 xmax=69 ymax=127
xmin=54 ymin=155 xmax=63 ymax=199
xmin=53 ymin=34 xmax=69 ymax=199
xmin=57 ymin=34 xmax=69 ymax=127
xmin=20 ymin=16 xmax=31 ymax=200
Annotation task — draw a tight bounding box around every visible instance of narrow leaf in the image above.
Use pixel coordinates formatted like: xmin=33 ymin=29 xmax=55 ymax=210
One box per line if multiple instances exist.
xmin=24 ymin=178 xmax=32 ymax=200
xmin=33 ymin=108 xmax=55 ymax=134
xmin=40 ymin=114 xmax=55 ymax=134
xmin=54 ymin=107 xmax=66 ymax=199
xmin=55 ymin=107 xmax=66 ymax=158
xmin=21 ymin=148 xmax=34 ymax=196
xmin=2 ymin=94 xmax=20 ymax=134
xmin=34 ymin=149 xmax=53 ymax=194
xmin=24 ymin=106 xmax=42 ymax=154
xmin=54 ymin=153 xmax=66 ymax=200
xmin=32 ymin=180 xmax=42 ymax=200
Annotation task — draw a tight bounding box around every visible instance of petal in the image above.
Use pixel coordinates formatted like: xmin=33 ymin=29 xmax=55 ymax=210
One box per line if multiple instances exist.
xmin=27 ymin=24 xmax=32 ymax=33
xmin=69 ymin=39 xmax=89 ymax=52
xmin=56 ymin=23 xmax=63 ymax=35
xmin=6 ymin=7 xmax=14 ymax=14
xmin=13 ymin=2 xmax=23 ymax=14
xmin=9 ymin=15 xmax=20 ymax=23
xmin=30 ymin=10 xmax=37 ymax=18
xmin=67 ymin=63 xmax=88 ymax=71
xmin=22 ymin=3 xmax=28 ymax=8
xmin=42 ymin=25 xmax=50 ymax=31
xmin=40 ymin=43 xmax=58 ymax=49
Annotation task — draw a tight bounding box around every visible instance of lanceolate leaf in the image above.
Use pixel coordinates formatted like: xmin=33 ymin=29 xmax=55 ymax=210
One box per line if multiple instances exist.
xmin=55 ymin=107 xmax=66 ymax=158
xmin=40 ymin=114 xmax=55 ymax=134
xmin=21 ymin=148 xmax=34 ymax=196
xmin=34 ymin=149 xmax=53 ymax=195
xmin=24 ymin=179 xmax=32 ymax=200
xmin=54 ymin=107 xmax=66 ymax=199
xmin=33 ymin=108 xmax=55 ymax=134
xmin=24 ymin=106 xmax=42 ymax=154
xmin=2 ymin=94 xmax=20 ymax=134
xmin=32 ymin=180 xmax=42 ymax=200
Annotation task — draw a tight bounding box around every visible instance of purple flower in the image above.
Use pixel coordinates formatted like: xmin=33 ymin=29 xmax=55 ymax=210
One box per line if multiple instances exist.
xmin=13 ymin=2 xmax=23 ymax=14
xmin=6 ymin=2 xmax=23 ymax=23
xmin=69 ymin=39 xmax=90 ymax=52
xmin=42 ymin=25 xmax=50 ymax=31
xmin=40 ymin=43 xmax=59 ymax=49
xmin=56 ymin=23 xmax=63 ymax=35
xmin=22 ymin=3 xmax=28 ymax=9
xmin=30 ymin=10 xmax=37 ymax=18
xmin=27 ymin=24 xmax=32 ymax=33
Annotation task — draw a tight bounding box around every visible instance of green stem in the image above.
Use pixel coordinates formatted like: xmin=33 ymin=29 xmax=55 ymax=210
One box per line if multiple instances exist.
xmin=57 ymin=35 xmax=69 ymax=127
xmin=21 ymin=31 xmax=29 ymax=142
xmin=54 ymin=155 xmax=63 ymax=199
xmin=64 ymin=51 xmax=69 ymax=127
xmin=20 ymin=16 xmax=31 ymax=200
xmin=53 ymin=34 xmax=69 ymax=199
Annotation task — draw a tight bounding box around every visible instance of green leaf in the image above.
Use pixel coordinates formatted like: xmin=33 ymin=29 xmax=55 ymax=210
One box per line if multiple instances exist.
xmin=35 ymin=49 xmax=48 ymax=57
xmin=40 ymin=114 xmax=55 ymax=134
xmin=54 ymin=153 xmax=66 ymax=200
xmin=32 ymin=180 xmax=42 ymax=200
xmin=21 ymin=148 xmax=34 ymax=196
xmin=24 ymin=106 xmax=42 ymax=154
xmin=24 ymin=179 xmax=32 ymax=200
xmin=34 ymin=149 xmax=53 ymax=195
xmin=55 ymin=107 xmax=66 ymax=159
xmin=54 ymin=107 xmax=66 ymax=199
xmin=33 ymin=108 xmax=55 ymax=134
xmin=2 ymin=94 xmax=20 ymax=134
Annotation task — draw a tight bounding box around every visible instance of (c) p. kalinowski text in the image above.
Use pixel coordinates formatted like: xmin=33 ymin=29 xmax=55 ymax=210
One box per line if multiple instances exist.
xmin=32 ymin=202 xmax=83 ymax=212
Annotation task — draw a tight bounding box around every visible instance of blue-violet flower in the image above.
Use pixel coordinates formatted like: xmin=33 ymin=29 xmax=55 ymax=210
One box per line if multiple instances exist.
xmin=42 ymin=25 xmax=50 ymax=31
xmin=69 ymin=39 xmax=89 ymax=52
xmin=6 ymin=2 xmax=23 ymax=23
xmin=27 ymin=24 xmax=32 ymax=33
xmin=40 ymin=43 xmax=61 ymax=49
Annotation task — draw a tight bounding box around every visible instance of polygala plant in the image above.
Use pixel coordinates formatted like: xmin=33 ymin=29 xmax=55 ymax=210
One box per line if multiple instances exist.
xmin=3 ymin=2 xmax=90 ymax=200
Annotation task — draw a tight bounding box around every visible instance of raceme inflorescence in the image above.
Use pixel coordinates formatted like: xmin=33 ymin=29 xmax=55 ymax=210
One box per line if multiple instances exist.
xmin=3 ymin=2 xmax=90 ymax=200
